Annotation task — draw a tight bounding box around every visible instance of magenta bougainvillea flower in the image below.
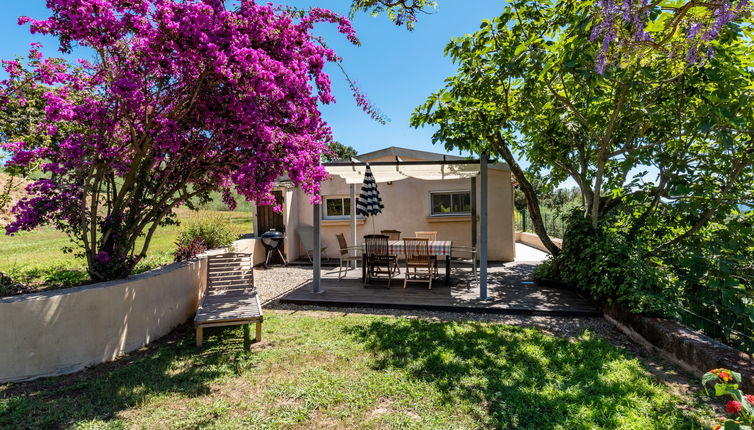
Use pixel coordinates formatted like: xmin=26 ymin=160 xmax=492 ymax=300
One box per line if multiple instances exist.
xmin=1 ymin=0 xmax=370 ymax=280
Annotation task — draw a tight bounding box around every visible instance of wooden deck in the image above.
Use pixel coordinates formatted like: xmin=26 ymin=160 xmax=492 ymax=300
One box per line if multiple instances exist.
xmin=279 ymin=261 xmax=600 ymax=317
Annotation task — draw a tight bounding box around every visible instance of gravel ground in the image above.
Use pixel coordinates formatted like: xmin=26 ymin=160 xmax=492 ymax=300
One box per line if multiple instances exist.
xmin=254 ymin=266 xmax=713 ymax=422
xmin=254 ymin=266 xmax=313 ymax=305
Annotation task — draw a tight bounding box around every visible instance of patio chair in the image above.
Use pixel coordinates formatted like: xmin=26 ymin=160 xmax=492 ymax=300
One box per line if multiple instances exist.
xmin=451 ymin=245 xmax=477 ymax=275
xmin=363 ymin=234 xmax=398 ymax=288
xmin=297 ymin=225 xmax=327 ymax=263
xmin=414 ymin=231 xmax=438 ymax=273
xmin=403 ymin=238 xmax=436 ymax=289
xmin=414 ymin=231 xmax=437 ymax=241
xmin=380 ymin=229 xmax=401 ymax=240
xmin=379 ymin=230 xmax=402 ymax=274
xmin=194 ymin=253 xmax=263 ymax=350
xmin=336 ymin=233 xmax=361 ymax=280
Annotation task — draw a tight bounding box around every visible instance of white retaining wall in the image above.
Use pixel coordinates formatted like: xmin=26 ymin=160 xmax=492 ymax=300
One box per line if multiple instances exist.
xmin=0 ymin=244 xmax=253 ymax=382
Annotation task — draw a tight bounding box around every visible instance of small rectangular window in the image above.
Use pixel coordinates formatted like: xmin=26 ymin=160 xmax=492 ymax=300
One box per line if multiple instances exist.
xmin=430 ymin=191 xmax=472 ymax=216
xmin=323 ymin=196 xmax=353 ymax=219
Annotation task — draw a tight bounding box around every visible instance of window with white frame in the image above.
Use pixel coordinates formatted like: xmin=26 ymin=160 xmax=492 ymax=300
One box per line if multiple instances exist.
xmin=323 ymin=196 xmax=353 ymax=219
xmin=429 ymin=191 xmax=471 ymax=216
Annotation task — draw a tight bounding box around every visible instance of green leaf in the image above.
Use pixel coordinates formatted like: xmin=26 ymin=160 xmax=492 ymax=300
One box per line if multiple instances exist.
xmin=715 ymin=383 xmax=728 ymax=396
xmin=702 ymin=372 xmax=719 ymax=388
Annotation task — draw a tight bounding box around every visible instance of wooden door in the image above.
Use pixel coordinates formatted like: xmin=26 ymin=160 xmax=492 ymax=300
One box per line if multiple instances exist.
xmin=256 ymin=191 xmax=286 ymax=263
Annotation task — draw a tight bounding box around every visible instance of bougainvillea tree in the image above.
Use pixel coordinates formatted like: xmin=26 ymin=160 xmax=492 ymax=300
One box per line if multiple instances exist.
xmin=1 ymin=0 xmax=366 ymax=281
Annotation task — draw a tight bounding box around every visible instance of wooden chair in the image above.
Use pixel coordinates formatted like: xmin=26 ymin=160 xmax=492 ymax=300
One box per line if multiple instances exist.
xmin=380 ymin=229 xmax=401 ymax=240
xmin=336 ymin=233 xmax=361 ymax=280
xmin=451 ymin=245 xmax=477 ymax=275
xmin=194 ymin=253 xmax=263 ymax=350
xmin=297 ymin=225 xmax=327 ymax=263
xmin=414 ymin=231 xmax=437 ymax=241
xmin=363 ymin=234 xmax=398 ymax=288
xmin=403 ymin=238 xmax=435 ymax=289
xmin=415 ymin=231 xmax=439 ymax=274
xmin=379 ymin=230 xmax=402 ymax=274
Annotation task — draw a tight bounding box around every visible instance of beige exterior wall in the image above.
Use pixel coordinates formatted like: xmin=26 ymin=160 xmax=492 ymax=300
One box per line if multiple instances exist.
xmin=288 ymin=155 xmax=515 ymax=262
xmin=0 ymin=258 xmax=208 ymax=383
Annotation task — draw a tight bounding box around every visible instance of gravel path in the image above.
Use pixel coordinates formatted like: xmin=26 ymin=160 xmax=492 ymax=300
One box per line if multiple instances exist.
xmin=254 ymin=266 xmax=314 ymax=305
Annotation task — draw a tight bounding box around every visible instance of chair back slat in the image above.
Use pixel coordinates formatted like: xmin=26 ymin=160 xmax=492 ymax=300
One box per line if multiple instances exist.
xmin=206 ymin=253 xmax=254 ymax=295
xmin=414 ymin=231 xmax=437 ymax=241
xmin=403 ymin=238 xmax=430 ymax=264
xmin=380 ymin=230 xmax=401 ymax=241
xmin=336 ymin=233 xmax=350 ymax=256
xmin=364 ymin=234 xmax=389 ymax=257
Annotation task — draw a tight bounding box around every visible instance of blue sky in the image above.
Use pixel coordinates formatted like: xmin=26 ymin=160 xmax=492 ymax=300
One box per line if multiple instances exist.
xmin=0 ymin=0 xmax=507 ymax=158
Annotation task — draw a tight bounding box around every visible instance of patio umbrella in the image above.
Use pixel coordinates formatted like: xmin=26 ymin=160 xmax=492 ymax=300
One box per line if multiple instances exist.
xmin=356 ymin=164 xmax=383 ymax=232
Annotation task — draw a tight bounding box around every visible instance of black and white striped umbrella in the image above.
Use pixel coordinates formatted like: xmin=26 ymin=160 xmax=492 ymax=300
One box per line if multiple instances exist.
xmin=356 ymin=164 xmax=384 ymax=217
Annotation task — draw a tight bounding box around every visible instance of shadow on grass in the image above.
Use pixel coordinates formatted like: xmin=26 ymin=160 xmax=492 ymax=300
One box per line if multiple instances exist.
xmin=0 ymin=324 xmax=253 ymax=429
xmin=346 ymin=318 xmax=705 ymax=430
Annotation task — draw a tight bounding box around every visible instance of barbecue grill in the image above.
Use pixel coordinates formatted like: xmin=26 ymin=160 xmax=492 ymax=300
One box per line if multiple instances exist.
xmin=261 ymin=229 xmax=288 ymax=268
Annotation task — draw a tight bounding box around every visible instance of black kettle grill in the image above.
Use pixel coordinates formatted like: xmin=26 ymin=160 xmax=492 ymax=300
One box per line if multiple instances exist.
xmin=260 ymin=229 xmax=288 ymax=268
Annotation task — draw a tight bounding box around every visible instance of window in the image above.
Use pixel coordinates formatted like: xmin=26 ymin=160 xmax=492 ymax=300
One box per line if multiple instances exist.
xmin=323 ymin=196 xmax=352 ymax=219
xmin=430 ymin=191 xmax=471 ymax=216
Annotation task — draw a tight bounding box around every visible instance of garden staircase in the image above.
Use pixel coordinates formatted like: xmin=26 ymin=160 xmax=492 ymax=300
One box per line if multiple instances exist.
xmin=194 ymin=253 xmax=263 ymax=350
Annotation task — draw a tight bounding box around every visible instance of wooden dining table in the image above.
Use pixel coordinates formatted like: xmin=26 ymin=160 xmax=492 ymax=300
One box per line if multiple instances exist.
xmin=361 ymin=240 xmax=453 ymax=285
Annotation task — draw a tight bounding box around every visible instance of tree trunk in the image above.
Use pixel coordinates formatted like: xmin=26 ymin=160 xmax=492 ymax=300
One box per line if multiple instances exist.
xmin=489 ymin=132 xmax=561 ymax=256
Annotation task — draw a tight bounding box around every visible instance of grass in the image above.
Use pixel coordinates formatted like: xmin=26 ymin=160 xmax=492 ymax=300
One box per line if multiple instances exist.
xmin=0 ymin=208 xmax=252 ymax=291
xmin=0 ymin=311 xmax=711 ymax=429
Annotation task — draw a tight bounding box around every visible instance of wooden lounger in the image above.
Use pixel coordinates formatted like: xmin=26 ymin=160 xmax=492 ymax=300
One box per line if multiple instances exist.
xmin=194 ymin=253 xmax=263 ymax=350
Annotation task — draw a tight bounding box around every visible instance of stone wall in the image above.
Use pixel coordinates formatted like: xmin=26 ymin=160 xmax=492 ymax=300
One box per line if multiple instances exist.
xmin=603 ymin=304 xmax=754 ymax=390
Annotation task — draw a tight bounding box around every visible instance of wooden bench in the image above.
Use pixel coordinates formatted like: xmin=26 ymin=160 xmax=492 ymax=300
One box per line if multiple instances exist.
xmin=194 ymin=253 xmax=263 ymax=350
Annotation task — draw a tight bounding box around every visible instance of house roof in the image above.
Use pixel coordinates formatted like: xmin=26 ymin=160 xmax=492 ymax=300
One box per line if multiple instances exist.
xmin=325 ymin=146 xmax=509 ymax=184
xmin=356 ymin=146 xmax=468 ymax=162
xmin=274 ymin=146 xmax=509 ymax=187
xmin=349 ymin=146 xmax=509 ymax=172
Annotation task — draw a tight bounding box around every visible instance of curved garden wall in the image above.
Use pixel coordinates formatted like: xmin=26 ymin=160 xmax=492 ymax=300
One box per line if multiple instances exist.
xmin=515 ymin=231 xmax=562 ymax=253
xmin=0 ymin=258 xmax=208 ymax=383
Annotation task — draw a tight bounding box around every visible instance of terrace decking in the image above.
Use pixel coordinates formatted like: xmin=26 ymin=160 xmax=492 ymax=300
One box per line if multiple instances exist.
xmin=279 ymin=257 xmax=600 ymax=317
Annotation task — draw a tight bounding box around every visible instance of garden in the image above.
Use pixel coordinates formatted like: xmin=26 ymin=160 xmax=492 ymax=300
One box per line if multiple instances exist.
xmin=1 ymin=0 xmax=753 ymax=429
xmin=0 ymin=310 xmax=718 ymax=429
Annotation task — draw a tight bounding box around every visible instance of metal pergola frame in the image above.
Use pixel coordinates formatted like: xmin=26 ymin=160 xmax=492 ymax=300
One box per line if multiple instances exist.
xmin=311 ymin=155 xmax=491 ymax=299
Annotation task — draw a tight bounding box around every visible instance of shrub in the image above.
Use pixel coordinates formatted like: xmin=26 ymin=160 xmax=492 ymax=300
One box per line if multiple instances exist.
xmin=174 ymin=237 xmax=208 ymax=263
xmin=173 ymin=216 xmax=236 ymax=262
xmin=550 ymin=212 xmax=671 ymax=315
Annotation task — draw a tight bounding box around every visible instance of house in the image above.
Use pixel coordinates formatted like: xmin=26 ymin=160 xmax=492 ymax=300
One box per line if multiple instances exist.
xmin=250 ymin=146 xmax=516 ymax=265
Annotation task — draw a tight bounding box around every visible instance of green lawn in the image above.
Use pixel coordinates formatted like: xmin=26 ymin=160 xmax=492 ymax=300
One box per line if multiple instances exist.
xmin=0 ymin=209 xmax=253 ymax=290
xmin=0 ymin=311 xmax=711 ymax=429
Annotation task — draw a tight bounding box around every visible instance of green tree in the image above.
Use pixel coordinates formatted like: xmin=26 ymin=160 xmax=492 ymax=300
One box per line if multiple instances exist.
xmin=325 ymin=141 xmax=358 ymax=162
xmin=411 ymin=0 xmax=753 ymax=256
xmin=0 ymin=69 xmax=74 ymax=214
xmin=349 ymin=0 xmax=436 ymax=30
